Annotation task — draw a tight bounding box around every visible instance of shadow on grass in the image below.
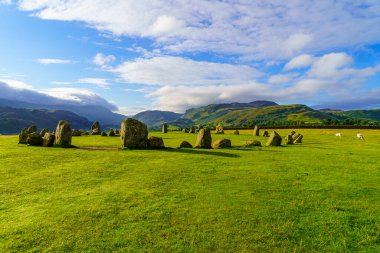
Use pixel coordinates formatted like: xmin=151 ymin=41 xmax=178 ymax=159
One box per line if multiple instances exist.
xmin=161 ymin=148 xmax=240 ymax=158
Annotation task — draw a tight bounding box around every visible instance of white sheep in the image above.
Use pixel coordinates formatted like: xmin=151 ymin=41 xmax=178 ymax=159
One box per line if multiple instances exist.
xmin=335 ymin=133 xmax=341 ymax=137
xmin=357 ymin=133 xmax=364 ymax=140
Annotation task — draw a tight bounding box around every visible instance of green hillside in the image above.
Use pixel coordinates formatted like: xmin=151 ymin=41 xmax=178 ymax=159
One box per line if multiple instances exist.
xmin=328 ymin=109 xmax=380 ymax=121
xmin=133 ymin=110 xmax=183 ymax=127
xmin=179 ymin=103 xmax=341 ymax=127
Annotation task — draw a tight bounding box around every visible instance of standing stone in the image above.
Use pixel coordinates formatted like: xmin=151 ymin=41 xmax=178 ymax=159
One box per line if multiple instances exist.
xmin=215 ymin=123 xmax=224 ymax=134
xmin=179 ymin=141 xmax=193 ymax=148
xmin=234 ymin=130 xmax=240 ymax=135
xmin=292 ymin=133 xmax=300 ymax=140
xmin=108 ymin=129 xmax=115 ymax=136
xmin=91 ymin=121 xmax=101 ymax=135
xmin=190 ymin=126 xmax=196 ymax=133
xmin=285 ymin=134 xmax=293 ymax=144
xmin=40 ymin=128 xmax=49 ymax=136
xmin=147 ymin=136 xmax=165 ymax=149
xmin=42 ymin=132 xmax=55 ymax=147
xmin=244 ymin=140 xmax=262 ymax=147
xmin=253 ymin=125 xmax=260 ymax=136
xmin=120 ymin=118 xmax=148 ymax=149
xmin=195 ymin=128 xmax=212 ymax=148
xmin=27 ymin=125 xmax=37 ymax=134
xmin=212 ymin=139 xmax=231 ymax=149
xmin=27 ymin=132 xmax=43 ymax=146
xmin=293 ymin=134 xmax=303 ymax=144
xmin=18 ymin=128 xmax=28 ymax=144
xmin=290 ymin=131 xmax=296 ymax=136
xmin=101 ymin=131 xmax=107 ymax=136
xmin=162 ymin=123 xmax=168 ymax=133
xmin=266 ymin=131 xmax=282 ymax=146
xmin=55 ymin=120 xmax=72 ymax=147
xmin=182 ymin=128 xmax=189 ymax=133
xmin=262 ymin=130 xmax=269 ymax=137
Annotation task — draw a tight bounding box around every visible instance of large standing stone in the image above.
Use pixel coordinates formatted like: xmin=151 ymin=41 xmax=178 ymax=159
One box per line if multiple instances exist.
xmin=43 ymin=132 xmax=55 ymax=147
xmin=147 ymin=136 xmax=165 ymax=149
xmin=293 ymin=134 xmax=303 ymax=144
xmin=285 ymin=134 xmax=293 ymax=145
xmin=91 ymin=121 xmax=101 ymax=135
xmin=162 ymin=123 xmax=168 ymax=133
xmin=215 ymin=123 xmax=224 ymax=134
xmin=266 ymin=131 xmax=282 ymax=146
xmin=253 ymin=125 xmax=260 ymax=136
xmin=179 ymin=141 xmax=193 ymax=148
xmin=27 ymin=132 xmax=43 ymax=146
xmin=262 ymin=130 xmax=269 ymax=137
xmin=120 ymin=118 xmax=148 ymax=149
xmin=55 ymin=120 xmax=72 ymax=147
xmin=212 ymin=139 xmax=231 ymax=149
xmin=234 ymin=130 xmax=240 ymax=135
xmin=195 ymin=128 xmax=212 ymax=148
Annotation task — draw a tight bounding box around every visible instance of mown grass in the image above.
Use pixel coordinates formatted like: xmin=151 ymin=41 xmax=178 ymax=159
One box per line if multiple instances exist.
xmin=1 ymin=129 xmax=379 ymax=252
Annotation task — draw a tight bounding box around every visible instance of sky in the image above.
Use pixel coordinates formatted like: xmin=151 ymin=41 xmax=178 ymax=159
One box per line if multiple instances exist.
xmin=0 ymin=0 xmax=380 ymax=115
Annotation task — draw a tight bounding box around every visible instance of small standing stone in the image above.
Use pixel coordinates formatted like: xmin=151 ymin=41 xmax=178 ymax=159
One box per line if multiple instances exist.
xmin=179 ymin=141 xmax=193 ymax=148
xmin=233 ymin=130 xmax=240 ymax=135
xmin=262 ymin=130 xmax=269 ymax=137
xmin=27 ymin=132 xmax=43 ymax=146
xmin=43 ymin=132 xmax=55 ymax=147
xmin=215 ymin=123 xmax=224 ymax=134
xmin=212 ymin=139 xmax=231 ymax=149
xmin=253 ymin=125 xmax=260 ymax=136
xmin=162 ymin=123 xmax=168 ymax=133
xmin=266 ymin=131 xmax=282 ymax=146
xmin=147 ymin=136 xmax=165 ymax=149
xmin=195 ymin=128 xmax=212 ymax=148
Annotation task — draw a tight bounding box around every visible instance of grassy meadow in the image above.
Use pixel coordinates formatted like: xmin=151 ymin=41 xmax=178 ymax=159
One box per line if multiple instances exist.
xmin=1 ymin=129 xmax=380 ymax=252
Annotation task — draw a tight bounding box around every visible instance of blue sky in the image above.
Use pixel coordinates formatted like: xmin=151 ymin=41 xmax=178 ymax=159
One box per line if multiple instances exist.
xmin=0 ymin=1 xmax=380 ymax=115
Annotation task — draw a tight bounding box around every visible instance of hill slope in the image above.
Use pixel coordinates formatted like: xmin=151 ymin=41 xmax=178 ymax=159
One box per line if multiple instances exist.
xmin=176 ymin=101 xmax=340 ymax=127
xmin=0 ymin=98 xmax=125 ymax=127
xmin=327 ymin=109 xmax=380 ymax=121
xmin=133 ymin=110 xmax=183 ymax=126
xmin=0 ymin=107 xmax=91 ymax=134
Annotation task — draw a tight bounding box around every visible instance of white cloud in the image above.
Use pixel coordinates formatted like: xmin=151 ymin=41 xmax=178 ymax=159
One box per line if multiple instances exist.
xmin=1 ymin=0 xmax=12 ymax=5
xmin=308 ymin=52 xmax=354 ymax=78
xmin=37 ymin=58 xmax=73 ymax=64
xmin=52 ymin=78 xmax=110 ymax=88
xmin=268 ymin=74 xmax=296 ymax=84
xmin=93 ymin=53 xmax=115 ymax=66
xmin=0 ymin=79 xmax=117 ymax=110
xmin=17 ymin=1 xmax=380 ymax=60
xmin=284 ymin=54 xmax=315 ymax=70
xmin=114 ymin=56 xmax=262 ymax=86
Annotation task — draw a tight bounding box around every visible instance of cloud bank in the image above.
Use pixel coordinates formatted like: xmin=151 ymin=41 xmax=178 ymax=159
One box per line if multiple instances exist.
xmin=17 ymin=0 xmax=380 ymax=60
xmin=0 ymin=79 xmax=117 ymax=110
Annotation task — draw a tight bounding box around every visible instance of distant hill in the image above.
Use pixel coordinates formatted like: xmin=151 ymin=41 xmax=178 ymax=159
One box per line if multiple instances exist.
xmin=0 ymin=107 xmax=91 ymax=134
xmin=178 ymin=103 xmax=341 ymax=127
xmin=325 ymin=109 xmax=380 ymax=121
xmin=133 ymin=110 xmax=183 ymax=127
xmin=0 ymin=98 xmax=126 ymax=127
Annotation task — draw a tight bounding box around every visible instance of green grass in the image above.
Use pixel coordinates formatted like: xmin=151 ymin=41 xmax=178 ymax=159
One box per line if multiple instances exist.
xmin=1 ymin=129 xmax=380 ymax=252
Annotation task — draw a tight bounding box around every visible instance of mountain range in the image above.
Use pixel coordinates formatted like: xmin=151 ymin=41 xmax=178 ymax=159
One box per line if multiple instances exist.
xmin=1 ymin=99 xmax=380 ymax=134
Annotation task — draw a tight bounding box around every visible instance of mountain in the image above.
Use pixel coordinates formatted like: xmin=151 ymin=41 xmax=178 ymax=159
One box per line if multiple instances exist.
xmin=178 ymin=103 xmax=340 ymax=127
xmin=325 ymin=109 xmax=380 ymax=121
xmin=0 ymin=107 xmax=91 ymax=134
xmin=0 ymin=98 xmax=126 ymax=127
xmin=133 ymin=110 xmax=183 ymax=127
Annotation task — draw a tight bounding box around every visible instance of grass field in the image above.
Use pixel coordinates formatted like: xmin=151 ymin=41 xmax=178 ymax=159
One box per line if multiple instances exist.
xmin=1 ymin=129 xmax=380 ymax=252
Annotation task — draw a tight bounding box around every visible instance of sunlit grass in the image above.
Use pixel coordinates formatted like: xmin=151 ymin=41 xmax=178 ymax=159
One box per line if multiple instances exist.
xmin=1 ymin=129 xmax=379 ymax=252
